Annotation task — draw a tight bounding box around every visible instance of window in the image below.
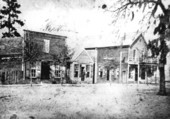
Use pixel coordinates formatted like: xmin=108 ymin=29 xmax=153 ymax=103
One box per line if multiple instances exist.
xmin=133 ymin=50 xmax=136 ymax=60
xmin=74 ymin=64 xmax=79 ymax=78
xmin=55 ymin=65 xmax=61 ymax=78
xmin=86 ymin=65 xmax=90 ymax=78
xmin=31 ymin=69 xmax=36 ymax=78
xmin=55 ymin=70 xmax=61 ymax=77
xmin=43 ymin=39 xmax=50 ymax=53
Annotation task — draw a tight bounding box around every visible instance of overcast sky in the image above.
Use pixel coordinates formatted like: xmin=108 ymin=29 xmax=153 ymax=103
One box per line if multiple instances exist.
xmin=1 ymin=0 xmax=170 ymax=49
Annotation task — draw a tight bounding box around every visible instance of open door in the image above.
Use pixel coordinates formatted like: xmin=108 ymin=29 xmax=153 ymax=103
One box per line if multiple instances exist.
xmin=107 ymin=69 xmax=110 ymax=81
xmin=80 ymin=66 xmax=85 ymax=81
xmin=41 ymin=62 xmax=50 ymax=80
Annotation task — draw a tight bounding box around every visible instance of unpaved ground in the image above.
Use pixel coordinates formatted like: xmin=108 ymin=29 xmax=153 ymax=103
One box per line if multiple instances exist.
xmin=0 ymin=83 xmax=170 ymax=119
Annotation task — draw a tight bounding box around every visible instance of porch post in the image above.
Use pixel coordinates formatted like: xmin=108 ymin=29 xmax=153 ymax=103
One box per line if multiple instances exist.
xmin=119 ymin=51 xmax=122 ymax=83
xmin=94 ymin=48 xmax=98 ymax=84
xmin=127 ymin=64 xmax=129 ymax=84
xmin=138 ymin=63 xmax=140 ymax=84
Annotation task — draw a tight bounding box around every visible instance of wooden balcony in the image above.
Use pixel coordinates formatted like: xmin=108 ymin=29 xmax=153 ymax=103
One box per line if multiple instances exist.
xmin=128 ymin=57 xmax=157 ymax=64
xmin=128 ymin=57 xmax=139 ymax=64
xmin=139 ymin=57 xmax=158 ymax=64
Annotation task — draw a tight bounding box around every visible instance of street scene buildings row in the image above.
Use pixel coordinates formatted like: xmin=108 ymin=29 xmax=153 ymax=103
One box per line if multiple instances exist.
xmin=70 ymin=34 xmax=170 ymax=84
xmin=0 ymin=30 xmax=170 ymax=84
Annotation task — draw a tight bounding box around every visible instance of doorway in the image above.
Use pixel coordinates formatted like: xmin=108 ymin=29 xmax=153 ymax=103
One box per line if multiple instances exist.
xmin=135 ymin=66 xmax=138 ymax=82
xmin=129 ymin=65 xmax=138 ymax=82
xmin=41 ymin=61 xmax=50 ymax=80
xmin=80 ymin=65 xmax=85 ymax=81
xmin=107 ymin=69 xmax=110 ymax=81
xmin=122 ymin=71 xmax=126 ymax=83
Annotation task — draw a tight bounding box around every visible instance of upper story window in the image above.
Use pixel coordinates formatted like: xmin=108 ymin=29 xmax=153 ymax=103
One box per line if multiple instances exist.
xmin=43 ymin=39 xmax=50 ymax=53
xmin=133 ymin=50 xmax=136 ymax=60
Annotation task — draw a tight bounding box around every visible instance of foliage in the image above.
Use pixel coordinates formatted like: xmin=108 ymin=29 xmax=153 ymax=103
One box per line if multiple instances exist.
xmin=103 ymin=59 xmax=119 ymax=70
xmin=24 ymin=39 xmax=43 ymax=63
xmin=0 ymin=0 xmax=24 ymax=38
xmin=0 ymin=38 xmax=22 ymax=68
xmin=51 ymin=44 xmax=73 ymax=67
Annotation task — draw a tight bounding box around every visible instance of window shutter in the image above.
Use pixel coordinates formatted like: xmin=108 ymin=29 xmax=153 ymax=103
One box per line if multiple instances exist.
xmin=43 ymin=39 xmax=50 ymax=53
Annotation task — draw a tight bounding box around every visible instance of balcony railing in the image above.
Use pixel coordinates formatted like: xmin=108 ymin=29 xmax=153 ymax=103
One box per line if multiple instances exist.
xmin=128 ymin=57 xmax=139 ymax=62
xmin=139 ymin=57 xmax=157 ymax=64
xmin=128 ymin=57 xmax=157 ymax=64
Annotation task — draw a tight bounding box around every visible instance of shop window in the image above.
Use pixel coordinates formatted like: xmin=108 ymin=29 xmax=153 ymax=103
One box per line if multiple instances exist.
xmin=55 ymin=65 xmax=61 ymax=78
xmin=74 ymin=64 xmax=79 ymax=78
xmin=31 ymin=69 xmax=36 ymax=78
xmin=55 ymin=70 xmax=61 ymax=78
xmin=86 ymin=65 xmax=90 ymax=78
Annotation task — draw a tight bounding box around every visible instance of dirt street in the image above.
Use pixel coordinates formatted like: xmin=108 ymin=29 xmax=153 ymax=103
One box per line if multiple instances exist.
xmin=0 ymin=83 xmax=170 ymax=119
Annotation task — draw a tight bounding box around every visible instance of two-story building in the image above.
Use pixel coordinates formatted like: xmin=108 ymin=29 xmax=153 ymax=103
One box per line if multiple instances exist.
xmin=24 ymin=30 xmax=67 ymax=82
xmin=0 ymin=30 xmax=71 ymax=84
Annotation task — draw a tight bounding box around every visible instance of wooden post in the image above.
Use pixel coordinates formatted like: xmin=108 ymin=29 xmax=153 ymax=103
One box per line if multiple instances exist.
xmin=138 ymin=63 xmax=140 ymax=84
xmin=119 ymin=51 xmax=122 ymax=83
xmin=22 ymin=31 xmax=26 ymax=80
xmin=127 ymin=64 xmax=129 ymax=84
xmin=94 ymin=48 xmax=98 ymax=84
xmin=146 ymin=71 xmax=148 ymax=85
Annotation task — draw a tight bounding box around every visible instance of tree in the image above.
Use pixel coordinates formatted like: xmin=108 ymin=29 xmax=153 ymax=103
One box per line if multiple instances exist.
xmin=0 ymin=0 xmax=24 ymax=38
xmin=103 ymin=59 xmax=119 ymax=71
xmin=102 ymin=0 xmax=170 ymax=95
xmin=51 ymin=42 xmax=73 ymax=84
xmin=24 ymin=39 xmax=43 ymax=86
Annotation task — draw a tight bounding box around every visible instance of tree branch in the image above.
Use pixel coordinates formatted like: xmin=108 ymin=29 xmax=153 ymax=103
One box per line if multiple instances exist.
xmin=112 ymin=0 xmax=158 ymax=13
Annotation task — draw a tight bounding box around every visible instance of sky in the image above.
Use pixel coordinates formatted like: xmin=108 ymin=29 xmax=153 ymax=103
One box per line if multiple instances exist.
xmin=1 ymin=0 xmax=170 ymax=50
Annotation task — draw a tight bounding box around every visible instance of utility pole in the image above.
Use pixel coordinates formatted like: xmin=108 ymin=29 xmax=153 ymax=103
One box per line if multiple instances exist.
xmin=119 ymin=33 xmax=126 ymax=83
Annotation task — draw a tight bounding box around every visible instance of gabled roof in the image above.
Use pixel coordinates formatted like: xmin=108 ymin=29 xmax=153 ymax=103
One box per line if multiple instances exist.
xmin=130 ymin=33 xmax=147 ymax=48
xmin=73 ymin=49 xmax=94 ymax=63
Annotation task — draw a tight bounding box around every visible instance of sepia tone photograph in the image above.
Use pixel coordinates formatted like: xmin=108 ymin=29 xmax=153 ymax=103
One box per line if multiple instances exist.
xmin=0 ymin=0 xmax=170 ymax=119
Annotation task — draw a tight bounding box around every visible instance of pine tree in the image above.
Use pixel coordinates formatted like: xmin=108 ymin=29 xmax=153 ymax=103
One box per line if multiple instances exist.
xmin=0 ymin=0 xmax=24 ymax=38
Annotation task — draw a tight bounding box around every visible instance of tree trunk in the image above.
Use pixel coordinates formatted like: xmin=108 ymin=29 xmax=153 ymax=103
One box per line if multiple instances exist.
xmin=157 ymin=64 xmax=166 ymax=95
xmin=29 ymin=62 xmax=32 ymax=87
